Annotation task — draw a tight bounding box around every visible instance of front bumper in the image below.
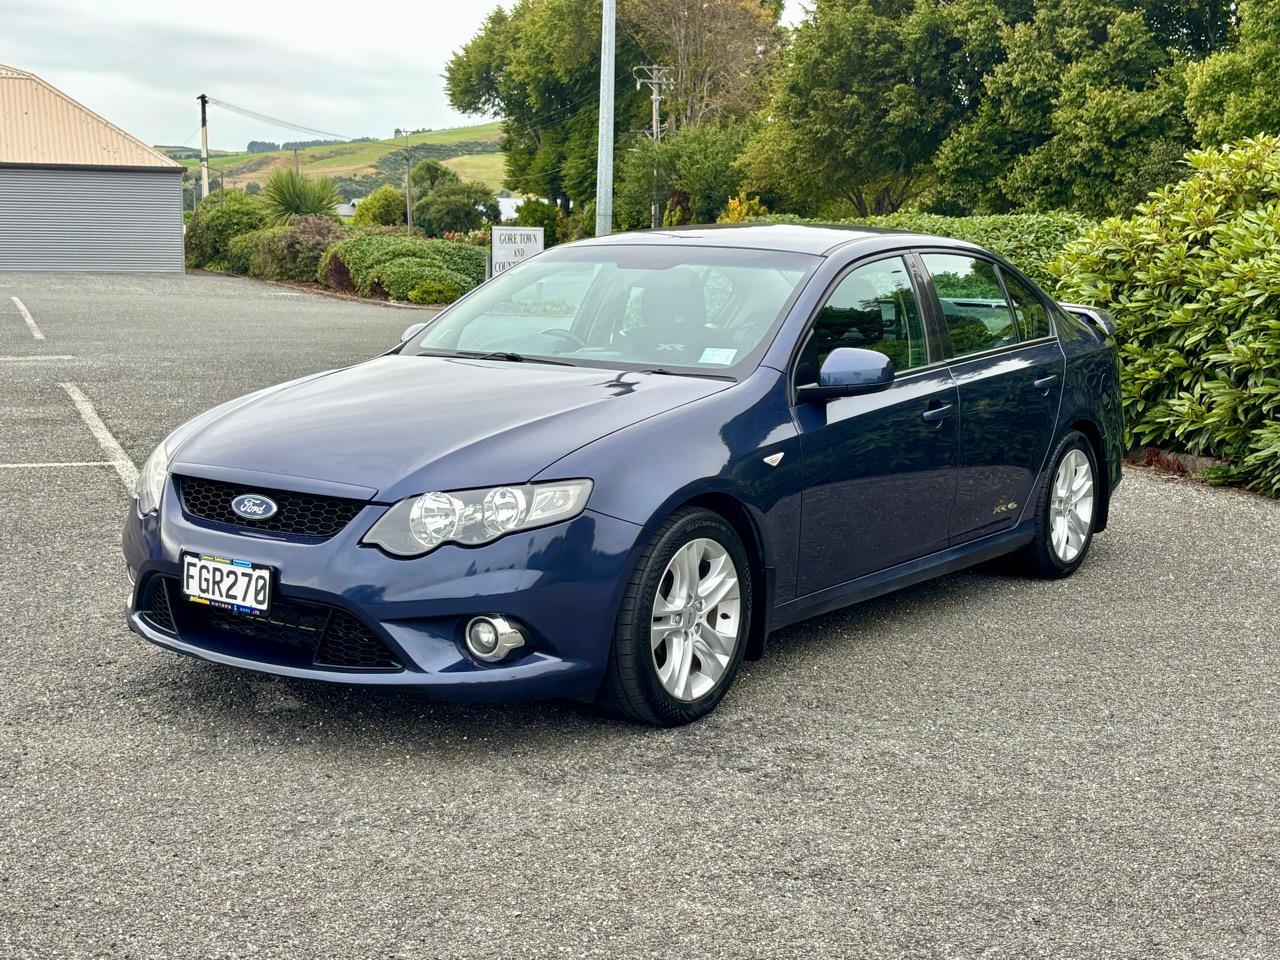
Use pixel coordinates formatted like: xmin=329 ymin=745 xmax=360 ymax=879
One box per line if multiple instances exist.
xmin=123 ymin=481 xmax=644 ymax=701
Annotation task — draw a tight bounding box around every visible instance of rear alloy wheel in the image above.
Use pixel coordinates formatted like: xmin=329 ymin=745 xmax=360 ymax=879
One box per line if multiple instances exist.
xmin=1048 ymin=448 xmax=1095 ymax=564
xmin=599 ymin=508 xmax=752 ymax=726
xmin=1019 ymin=430 xmax=1099 ymax=578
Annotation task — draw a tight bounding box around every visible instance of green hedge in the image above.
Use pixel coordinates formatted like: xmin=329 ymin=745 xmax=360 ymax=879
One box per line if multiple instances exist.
xmin=367 ymin=257 xmax=472 ymax=303
xmin=317 ymin=234 xmax=484 ymax=299
xmin=227 ymin=216 xmax=346 ymax=282
xmin=741 ymin=212 xmax=1093 ymax=287
xmin=185 ymin=191 xmax=268 ymax=269
xmin=1053 ymin=136 xmax=1280 ymax=497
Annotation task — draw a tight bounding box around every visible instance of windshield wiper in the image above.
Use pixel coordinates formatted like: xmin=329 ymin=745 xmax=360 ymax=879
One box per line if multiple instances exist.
xmin=637 ymin=368 xmax=735 ymax=381
xmin=468 ymin=350 xmax=576 ymax=366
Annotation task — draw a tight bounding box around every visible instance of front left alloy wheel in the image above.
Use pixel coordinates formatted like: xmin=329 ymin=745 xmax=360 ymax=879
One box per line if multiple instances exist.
xmin=599 ymin=507 xmax=752 ymax=726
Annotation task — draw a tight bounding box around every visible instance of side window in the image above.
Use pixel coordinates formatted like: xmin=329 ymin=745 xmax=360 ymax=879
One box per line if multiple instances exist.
xmin=796 ymin=256 xmax=927 ymax=384
xmin=1001 ymin=270 xmax=1052 ymax=339
xmin=920 ymin=253 xmax=1018 ymax=357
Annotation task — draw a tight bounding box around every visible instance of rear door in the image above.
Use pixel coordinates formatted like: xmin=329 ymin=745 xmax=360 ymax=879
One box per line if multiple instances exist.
xmin=917 ymin=251 xmax=1064 ymax=545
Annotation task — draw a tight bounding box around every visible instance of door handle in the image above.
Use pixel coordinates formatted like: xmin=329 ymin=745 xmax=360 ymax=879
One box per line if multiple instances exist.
xmin=1033 ymin=374 xmax=1059 ymax=393
xmin=921 ymin=403 xmax=953 ymax=424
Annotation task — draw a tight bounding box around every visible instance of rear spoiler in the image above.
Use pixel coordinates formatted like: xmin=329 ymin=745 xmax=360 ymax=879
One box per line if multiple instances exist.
xmin=1058 ymin=302 xmax=1116 ymax=337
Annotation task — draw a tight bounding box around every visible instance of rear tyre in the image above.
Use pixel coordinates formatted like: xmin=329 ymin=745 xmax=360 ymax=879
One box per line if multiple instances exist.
xmin=598 ymin=507 xmax=752 ymax=727
xmin=1018 ymin=430 xmax=1099 ymax=579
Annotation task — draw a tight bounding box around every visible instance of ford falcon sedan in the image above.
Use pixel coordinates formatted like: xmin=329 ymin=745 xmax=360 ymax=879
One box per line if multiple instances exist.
xmin=124 ymin=224 xmax=1122 ymax=726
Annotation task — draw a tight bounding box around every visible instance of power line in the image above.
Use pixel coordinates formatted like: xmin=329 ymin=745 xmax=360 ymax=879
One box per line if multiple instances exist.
xmin=205 ymin=97 xmax=354 ymax=141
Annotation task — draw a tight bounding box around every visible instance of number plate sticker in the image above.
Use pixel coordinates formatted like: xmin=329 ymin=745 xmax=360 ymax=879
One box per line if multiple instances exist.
xmin=181 ymin=552 xmax=272 ymax=616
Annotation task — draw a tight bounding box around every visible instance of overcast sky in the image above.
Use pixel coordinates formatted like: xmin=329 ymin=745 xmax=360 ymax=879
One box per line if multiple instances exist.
xmin=0 ymin=0 xmax=809 ymax=151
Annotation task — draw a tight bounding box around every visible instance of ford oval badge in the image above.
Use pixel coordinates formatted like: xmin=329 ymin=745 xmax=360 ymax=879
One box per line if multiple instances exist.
xmin=231 ymin=493 xmax=278 ymax=521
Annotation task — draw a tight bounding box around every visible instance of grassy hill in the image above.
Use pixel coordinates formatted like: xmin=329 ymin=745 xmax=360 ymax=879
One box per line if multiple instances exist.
xmin=161 ymin=122 xmax=505 ymax=198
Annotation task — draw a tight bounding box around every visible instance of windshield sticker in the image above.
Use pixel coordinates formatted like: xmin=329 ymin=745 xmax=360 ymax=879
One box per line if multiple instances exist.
xmin=699 ymin=347 xmax=738 ymax=366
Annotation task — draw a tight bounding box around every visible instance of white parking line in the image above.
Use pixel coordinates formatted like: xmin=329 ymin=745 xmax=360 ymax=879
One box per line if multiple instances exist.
xmin=0 ymin=355 xmax=77 ymax=362
xmin=57 ymin=382 xmax=138 ymax=491
xmin=0 ymin=461 xmax=113 ymax=468
xmin=11 ymin=296 xmax=45 ymax=340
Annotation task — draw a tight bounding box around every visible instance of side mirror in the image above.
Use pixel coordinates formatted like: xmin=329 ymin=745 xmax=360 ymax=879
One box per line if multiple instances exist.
xmin=797 ymin=347 xmax=895 ymax=401
xmin=400 ymin=322 xmax=427 ymax=343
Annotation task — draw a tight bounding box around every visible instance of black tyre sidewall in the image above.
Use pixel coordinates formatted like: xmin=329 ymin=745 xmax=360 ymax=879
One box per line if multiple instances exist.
xmin=615 ymin=510 xmax=753 ymax=726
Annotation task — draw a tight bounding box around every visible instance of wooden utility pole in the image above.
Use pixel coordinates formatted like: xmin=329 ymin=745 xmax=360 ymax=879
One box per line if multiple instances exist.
xmin=634 ymin=65 xmax=672 ymax=228
xmin=197 ymin=94 xmax=210 ymax=199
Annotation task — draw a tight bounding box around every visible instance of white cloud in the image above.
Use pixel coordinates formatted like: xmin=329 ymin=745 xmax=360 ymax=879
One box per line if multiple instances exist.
xmin=0 ymin=0 xmax=810 ymax=150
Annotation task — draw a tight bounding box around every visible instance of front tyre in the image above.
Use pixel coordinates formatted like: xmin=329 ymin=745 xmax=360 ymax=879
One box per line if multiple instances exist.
xmin=1019 ymin=430 xmax=1099 ymax=579
xmin=599 ymin=507 xmax=752 ymax=726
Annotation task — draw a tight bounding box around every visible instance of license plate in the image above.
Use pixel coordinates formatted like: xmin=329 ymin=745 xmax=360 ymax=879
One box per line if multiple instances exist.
xmin=181 ymin=552 xmax=272 ymax=615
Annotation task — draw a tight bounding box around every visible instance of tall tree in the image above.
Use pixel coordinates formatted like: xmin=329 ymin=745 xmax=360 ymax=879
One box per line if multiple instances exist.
xmin=447 ymin=0 xmax=647 ymax=212
xmin=620 ymin=0 xmax=782 ymax=129
xmin=1186 ymin=0 xmax=1280 ymax=143
xmin=615 ymin=122 xmax=750 ymax=228
xmin=740 ymin=0 xmax=1007 ymax=216
xmin=933 ymin=0 xmax=1192 ymax=216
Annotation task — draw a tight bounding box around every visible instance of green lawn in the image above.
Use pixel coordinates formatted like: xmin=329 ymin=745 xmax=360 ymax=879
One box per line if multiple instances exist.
xmin=442 ymin=153 xmax=507 ymax=190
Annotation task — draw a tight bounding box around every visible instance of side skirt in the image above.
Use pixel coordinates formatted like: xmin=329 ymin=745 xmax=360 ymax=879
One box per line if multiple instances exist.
xmin=769 ymin=521 xmax=1035 ymax=632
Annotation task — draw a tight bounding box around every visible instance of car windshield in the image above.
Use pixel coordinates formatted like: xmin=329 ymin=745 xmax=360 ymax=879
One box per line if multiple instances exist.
xmin=405 ymin=244 xmax=816 ymax=376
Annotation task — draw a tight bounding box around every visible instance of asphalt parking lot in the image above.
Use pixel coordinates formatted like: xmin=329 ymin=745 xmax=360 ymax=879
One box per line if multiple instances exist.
xmin=1 ymin=271 xmax=1278 ymax=959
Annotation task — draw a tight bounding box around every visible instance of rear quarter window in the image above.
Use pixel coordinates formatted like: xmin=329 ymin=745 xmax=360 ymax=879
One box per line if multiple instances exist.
xmin=1002 ymin=271 xmax=1053 ymax=340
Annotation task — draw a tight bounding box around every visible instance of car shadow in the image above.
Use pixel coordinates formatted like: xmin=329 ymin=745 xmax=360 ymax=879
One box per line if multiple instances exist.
xmin=131 ymin=563 xmax=1016 ymax=753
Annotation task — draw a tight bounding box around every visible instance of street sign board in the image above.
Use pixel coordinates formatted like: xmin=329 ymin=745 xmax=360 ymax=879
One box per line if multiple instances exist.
xmin=490 ymin=226 xmax=545 ymax=277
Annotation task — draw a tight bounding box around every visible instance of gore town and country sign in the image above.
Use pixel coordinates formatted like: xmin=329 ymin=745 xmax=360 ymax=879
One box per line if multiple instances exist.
xmin=490 ymin=226 xmax=545 ymax=276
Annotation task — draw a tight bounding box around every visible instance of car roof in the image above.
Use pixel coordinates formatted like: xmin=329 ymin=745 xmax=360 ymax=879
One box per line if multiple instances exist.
xmin=575 ymin=223 xmax=985 ymax=258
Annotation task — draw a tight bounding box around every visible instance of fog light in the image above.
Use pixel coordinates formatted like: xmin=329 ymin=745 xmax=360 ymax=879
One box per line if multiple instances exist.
xmin=465 ymin=616 xmax=526 ymax=662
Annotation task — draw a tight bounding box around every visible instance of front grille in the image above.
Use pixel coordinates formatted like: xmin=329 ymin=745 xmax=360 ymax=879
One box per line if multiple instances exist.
xmin=141 ymin=578 xmax=176 ymax=633
xmin=176 ymin=475 xmax=365 ymax=540
xmin=144 ymin=576 xmax=403 ymax=672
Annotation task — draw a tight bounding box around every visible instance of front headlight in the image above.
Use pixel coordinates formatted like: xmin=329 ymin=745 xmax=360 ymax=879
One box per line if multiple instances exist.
xmin=363 ymin=479 xmax=593 ymax=557
xmin=135 ymin=442 xmax=170 ymax=515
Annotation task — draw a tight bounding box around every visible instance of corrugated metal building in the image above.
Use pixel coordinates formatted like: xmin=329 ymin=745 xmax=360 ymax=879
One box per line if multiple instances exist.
xmin=0 ymin=64 xmax=183 ymax=272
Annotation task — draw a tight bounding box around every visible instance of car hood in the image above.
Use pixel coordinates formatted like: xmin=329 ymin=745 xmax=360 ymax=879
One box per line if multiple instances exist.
xmin=170 ymin=355 xmax=730 ymax=502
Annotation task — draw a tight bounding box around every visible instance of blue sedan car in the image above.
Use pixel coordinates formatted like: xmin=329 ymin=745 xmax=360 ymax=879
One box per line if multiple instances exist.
xmin=124 ymin=224 xmax=1122 ymax=726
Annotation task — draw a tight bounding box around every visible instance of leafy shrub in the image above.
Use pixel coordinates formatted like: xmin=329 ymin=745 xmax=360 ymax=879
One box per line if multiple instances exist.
xmin=353 ymin=184 xmax=407 ymax=226
xmin=513 ymin=199 xmax=561 ymax=246
xmin=416 ymin=182 xmax=500 ymax=235
xmin=1052 ymin=136 xmax=1280 ymax=497
xmin=409 ymin=277 xmax=465 ymax=305
xmin=254 ymin=215 xmax=345 ymax=281
xmin=317 ymin=234 xmax=483 ymax=296
xmin=736 ymin=211 xmax=1092 ymax=287
xmin=184 ymin=190 xmax=268 ymax=269
xmin=226 ymin=217 xmax=345 ymax=282
xmin=261 ymin=168 xmax=342 ymax=224
xmin=226 ymin=229 xmax=270 ymax=276
xmin=720 ymin=191 xmax=769 ymax=223
xmin=367 ymin=257 xmax=471 ymax=302
xmin=419 ymin=237 xmax=485 ymax=286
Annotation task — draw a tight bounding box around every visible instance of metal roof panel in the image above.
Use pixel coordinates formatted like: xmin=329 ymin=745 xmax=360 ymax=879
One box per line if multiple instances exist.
xmin=0 ymin=64 xmax=180 ymax=169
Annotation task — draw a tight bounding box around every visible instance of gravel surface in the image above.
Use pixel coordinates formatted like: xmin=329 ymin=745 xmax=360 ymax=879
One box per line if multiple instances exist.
xmin=1 ymin=272 xmax=1277 ymax=959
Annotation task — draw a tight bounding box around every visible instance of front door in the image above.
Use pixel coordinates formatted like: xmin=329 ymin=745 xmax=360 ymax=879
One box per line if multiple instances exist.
xmin=918 ymin=252 xmax=1065 ymax=544
xmin=793 ymin=255 xmax=959 ymax=597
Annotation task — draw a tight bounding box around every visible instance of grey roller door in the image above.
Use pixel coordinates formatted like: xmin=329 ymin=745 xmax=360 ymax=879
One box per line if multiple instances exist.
xmin=0 ymin=167 xmax=183 ymax=272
